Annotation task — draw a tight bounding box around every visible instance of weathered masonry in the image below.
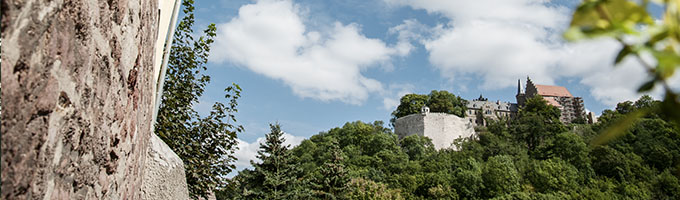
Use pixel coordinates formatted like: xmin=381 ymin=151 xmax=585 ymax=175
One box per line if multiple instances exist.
xmin=394 ymin=107 xmax=476 ymax=150
xmin=2 ymin=0 xmax=188 ymax=199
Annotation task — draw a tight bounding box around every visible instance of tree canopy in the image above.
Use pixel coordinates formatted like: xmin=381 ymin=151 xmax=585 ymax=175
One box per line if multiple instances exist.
xmin=391 ymin=90 xmax=467 ymax=125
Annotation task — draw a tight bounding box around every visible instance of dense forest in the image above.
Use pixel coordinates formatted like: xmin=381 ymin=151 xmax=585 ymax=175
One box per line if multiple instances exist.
xmin=219 ymin=95 xmax=680 ymax=199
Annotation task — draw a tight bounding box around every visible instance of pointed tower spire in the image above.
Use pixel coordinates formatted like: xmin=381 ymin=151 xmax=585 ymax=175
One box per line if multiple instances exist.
xmin=517 ymin=79 xmax=521 ymax=94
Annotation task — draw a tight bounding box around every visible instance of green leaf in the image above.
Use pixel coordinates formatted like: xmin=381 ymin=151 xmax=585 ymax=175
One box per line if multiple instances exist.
xmin=647 ymin=28 xmax=669 ymax=45
xmin=564 ymin=27 xmax=588 ymax=41
xmin=651 ymin=48 xmax=680 ymax=79
xmin=637 ymin=79 xmax=656 ymax=92
xmin=615 ymin=45 xmax=632 ymax=65
xmin=566 ymin=0 xmax=654 ymax=40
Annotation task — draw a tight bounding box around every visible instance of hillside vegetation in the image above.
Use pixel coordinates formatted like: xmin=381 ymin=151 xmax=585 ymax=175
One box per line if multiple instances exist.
xmin=219 ymin=95 xmax=680 ymax=199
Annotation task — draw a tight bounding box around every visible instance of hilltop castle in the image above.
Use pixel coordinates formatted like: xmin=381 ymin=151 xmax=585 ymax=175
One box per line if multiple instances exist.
xmin=394 ymin=77 xmax=592 ymax=150
xmin=463 ymin=77 xmax=589 ymax=126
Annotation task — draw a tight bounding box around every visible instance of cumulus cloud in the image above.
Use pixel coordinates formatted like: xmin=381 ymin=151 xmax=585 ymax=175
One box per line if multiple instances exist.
xmin=388 ymin=19 xmax=430 ymax=57
xmin=382 ymin=83 xmax=415 ymax=111
xmin=232 ymin=132 xmax=306 ymax=171
xmin=385 ymin=0 xmax=569 ymax=88
xmin=384 ymin=0 xmax=678 ymax=106
xmin=211 ymin=0 xmax=412 ymax=105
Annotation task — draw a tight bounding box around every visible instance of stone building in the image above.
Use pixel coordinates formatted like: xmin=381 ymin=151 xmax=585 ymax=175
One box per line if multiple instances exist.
xmin=516 ymin=77 xmax=587 ymax=124
xmin=465 ymin=95 xmax=518 ymax=126
xmin=394 ymin=107 xmax=476 ymax=150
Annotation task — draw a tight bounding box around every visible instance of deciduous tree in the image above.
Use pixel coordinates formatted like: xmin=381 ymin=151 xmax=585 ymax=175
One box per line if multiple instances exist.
xmin=391 ymin=90 xmax=467 ymax=125
xmin=155 ymin=0 xmax=242 ymax=198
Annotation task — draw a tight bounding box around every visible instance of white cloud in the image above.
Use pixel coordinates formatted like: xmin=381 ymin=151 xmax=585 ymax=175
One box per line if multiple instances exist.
xmin=232 ymin=132 xmax=306 ymax=172
xmin=388 ymin=19 xmax=430 ymax=56
xmin=384 ymin=0 xmax=677 ymax=106
xmin=381 ymin=83 xmax=415 ymax=111
xmin=211 ymin=0 xmax=410 ymax=105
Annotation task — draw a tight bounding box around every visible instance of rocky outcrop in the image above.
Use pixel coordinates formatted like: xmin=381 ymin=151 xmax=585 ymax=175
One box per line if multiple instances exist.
xmin=1 ymin=0 xmax=158 ymax=199
xmin=141 ymin=134 xmax=190 ymax=200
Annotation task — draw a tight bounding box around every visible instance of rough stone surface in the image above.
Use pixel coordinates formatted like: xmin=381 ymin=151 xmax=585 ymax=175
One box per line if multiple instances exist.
xmin=141 ymin=134 xmax=189 ymax=200
xmin=1 ymin=0 xmax=158 ymax=199
xmin=394 ymin=113 xmax=476 ymax=150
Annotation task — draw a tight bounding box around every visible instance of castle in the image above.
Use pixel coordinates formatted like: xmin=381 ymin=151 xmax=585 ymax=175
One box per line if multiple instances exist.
xmin=465 ymin=95 xmax=518 ymax=126
xmin=464 ymin=77 xmax=589 ymax=126
xmin=515 ymin=77 xmax=587 ymax=124
xmin=394 ymin=77 xmax=591 ymax=150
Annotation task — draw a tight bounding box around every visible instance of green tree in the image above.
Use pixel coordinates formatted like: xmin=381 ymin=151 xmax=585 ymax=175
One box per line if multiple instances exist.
xmin=589 ymin=146 xmax=654 ymax=182
xmin=155 ymin=0 xmax=242 ymax=198
xmin=399 ymin=135 xmax=436 ymax=161
xmin=483 ymin=155 xmax=521 ymax=198
xmin=526 ymin=158 xmax=579 ymax=193
xmin=313 ymin=140 xmax=350 ymax=199
xmin=634 ymin=95 xmax=657 ymax=110
xmin=392 ymin=94 xmax=429 ymax=120
xmin=346 ymin=178 xmax=404 ymax=200
xmin=427 ymin=184 xmax=459 ymax=200
xmin=241 ymin=124 xmax=303 ymax=199
xmin=427 ymin=90 xmax=468 ymax=117
xmin=451 ymin=158 xmax=484 ymax=200
xmin=651 ymin=170 xmax=680 ymax=200
xmin=391 ymin=90 xmax=467 ymax=124
xmin=542 ymin=133 xmax=591 ymax=171
xmin=512 ymin=95 xmax=566 ymax=156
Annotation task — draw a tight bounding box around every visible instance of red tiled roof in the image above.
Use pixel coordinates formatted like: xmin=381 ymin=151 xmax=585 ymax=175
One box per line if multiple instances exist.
xmin=535 ymin=85 xmax=572 ymax=97
xmin=543 ymin=97 xmax=562 ymax=108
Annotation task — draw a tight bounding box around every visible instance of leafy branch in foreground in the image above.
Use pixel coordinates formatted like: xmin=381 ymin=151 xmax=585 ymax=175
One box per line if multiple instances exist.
xmin=566 ymin=0 xmax=680 ymax=142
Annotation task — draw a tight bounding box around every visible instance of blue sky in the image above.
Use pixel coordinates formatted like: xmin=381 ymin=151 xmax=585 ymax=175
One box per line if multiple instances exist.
xmin=187 ymin=0 xmax=677 ymax=172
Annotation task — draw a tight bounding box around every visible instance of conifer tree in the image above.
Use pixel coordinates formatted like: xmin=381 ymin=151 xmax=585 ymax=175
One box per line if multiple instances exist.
xmin=314 ymin=140 xmax=349 ymax=199
xmin=242 ymin=123 xmax=303 ymax=199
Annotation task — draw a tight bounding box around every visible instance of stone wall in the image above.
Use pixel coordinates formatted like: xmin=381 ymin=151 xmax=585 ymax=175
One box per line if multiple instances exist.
xmin=141 ymin=134 xmax=189 ymax=200
xmin=1 ymin=0 xmax=158 ymax=199
xmin=394 ymin=113 xmax=476 ymax=150
xmin=394 ymin=113 xmax=425 ymax=138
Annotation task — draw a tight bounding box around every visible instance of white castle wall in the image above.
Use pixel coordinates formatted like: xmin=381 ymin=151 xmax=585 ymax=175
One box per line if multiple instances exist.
xmin=394 ymin=112 xmax=476 ymax=150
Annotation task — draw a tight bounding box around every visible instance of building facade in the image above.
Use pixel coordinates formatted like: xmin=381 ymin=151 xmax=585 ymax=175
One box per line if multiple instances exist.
xmin=465 ymin=95 xmax=518 ymax=126
xmin=516 ymin=77 xmax=587 ymax=124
